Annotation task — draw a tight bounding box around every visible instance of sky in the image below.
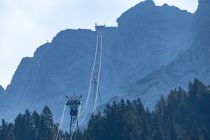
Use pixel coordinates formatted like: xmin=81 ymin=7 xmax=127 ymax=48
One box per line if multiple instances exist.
xmin=0 ymin=0 xmax=198 ymax=88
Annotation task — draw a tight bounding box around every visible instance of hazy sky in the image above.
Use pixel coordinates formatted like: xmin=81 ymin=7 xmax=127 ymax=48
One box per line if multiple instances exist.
xmin=0 ymin=0 xmax=198 ymax=88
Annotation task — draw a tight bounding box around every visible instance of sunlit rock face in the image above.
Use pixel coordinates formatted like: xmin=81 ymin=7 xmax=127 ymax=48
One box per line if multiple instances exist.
xmin=0 ymin=0 xmax=194 ymax=122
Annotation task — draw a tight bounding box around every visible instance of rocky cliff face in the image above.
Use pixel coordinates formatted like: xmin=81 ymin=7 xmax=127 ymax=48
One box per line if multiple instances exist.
xmin=0 ymin=0 xmax=193 ymax=121
xmin=128 ymin=0 xmax=210 ymax=109
xmin=0 ymin=86 xmax=4 ymax=95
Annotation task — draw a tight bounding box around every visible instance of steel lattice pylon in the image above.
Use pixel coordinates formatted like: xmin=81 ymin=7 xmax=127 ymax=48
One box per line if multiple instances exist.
xmin=66 ymin=95 xmax=82 ymax=137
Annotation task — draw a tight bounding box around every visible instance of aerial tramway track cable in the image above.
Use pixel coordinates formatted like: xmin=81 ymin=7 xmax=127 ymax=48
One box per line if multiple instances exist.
xmin=79 ymin=29 xmax=103 ymax=123
xmin=68 ymin=30 xmax=103 ymax=140
xmin=93 ymin=31 xmax=103 ymax=112
xmin=54 ymin=102 xmax=67 ymax=140
xmin=79 ymin=30 xmax=100 ymax=117
xmin=56 ymin=28 xmax=104 ymax=140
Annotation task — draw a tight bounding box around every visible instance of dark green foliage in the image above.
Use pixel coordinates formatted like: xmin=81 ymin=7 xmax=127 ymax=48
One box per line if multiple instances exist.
xmin=0 ymin=106 xmax=68 ymax=140
xmin=1 ymin=79 xmax=210 ymax=140
xmin=82 ymin=79 xmax=210 ymax=140
xmin=39 ymin=106 xmax=55 ymax=140
xmin=0 ymin=119 xmax=15 ymax=140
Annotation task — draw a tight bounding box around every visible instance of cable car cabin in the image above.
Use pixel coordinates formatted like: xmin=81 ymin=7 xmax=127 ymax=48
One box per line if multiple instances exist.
xmin=95 ymin=24 xmax=105 ymax=31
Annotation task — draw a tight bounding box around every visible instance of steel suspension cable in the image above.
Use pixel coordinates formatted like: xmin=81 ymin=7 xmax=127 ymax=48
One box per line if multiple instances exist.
xmin=93 ymin=31 xmax=103 ymax=112
xmin=79 ymin=31 xmax=100 ymax=117
xmin=78 ymin=30 xmax=103 ymax=123
xmin=54 ymin=102 xmax=67 ymax=140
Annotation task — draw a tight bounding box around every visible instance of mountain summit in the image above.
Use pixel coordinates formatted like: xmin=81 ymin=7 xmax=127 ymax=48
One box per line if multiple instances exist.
xmin=0 ymin=86 xmax=4 ymax=95
xmin=0 ymin=0 xmax=196 ymax=121
xmin=128 ymin=0 xmax=210 ymax=109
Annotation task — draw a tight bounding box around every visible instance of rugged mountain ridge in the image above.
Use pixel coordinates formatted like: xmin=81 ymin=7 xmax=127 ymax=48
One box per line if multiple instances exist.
xmin=0 ymin=0 xmax=193 ymax=121
xmin=128 ymin=0 xmax=210 ymax=109
xmin=0 ymin=86 xmax=4 ymax=94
